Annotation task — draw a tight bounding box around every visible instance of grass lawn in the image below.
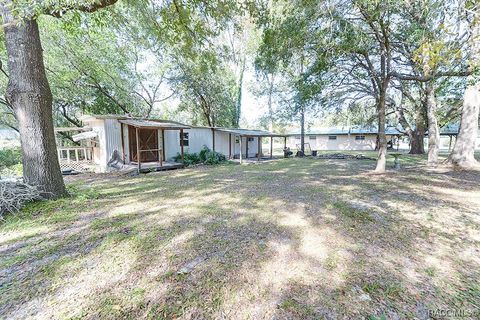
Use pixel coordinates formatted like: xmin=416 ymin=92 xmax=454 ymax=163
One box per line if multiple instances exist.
xmin=1 ymin=154 xmax=479 ymax=319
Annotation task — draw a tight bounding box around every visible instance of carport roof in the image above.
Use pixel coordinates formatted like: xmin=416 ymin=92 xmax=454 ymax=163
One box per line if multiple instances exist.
xmin=119 ymin=119 xmax=190 ymax=130
xmin=214 ymin=128 xmax=286 ymax=137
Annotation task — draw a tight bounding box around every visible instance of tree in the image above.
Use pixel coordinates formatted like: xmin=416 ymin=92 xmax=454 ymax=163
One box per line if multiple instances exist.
xmin=255 ymin=0 xmax=328 ymax=155
xmin=449 ymin=2 xmax=480 ymax=168
xmin=0 ymin=0 xmax=118 ymax=198
xmin=172 ymin=51 xmax=238 ymax=127
xmin=391 ymin=0 xmax=470 ymax=165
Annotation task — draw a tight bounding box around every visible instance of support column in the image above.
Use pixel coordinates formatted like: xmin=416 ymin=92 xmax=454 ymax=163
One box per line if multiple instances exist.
xmin=245 ymin=136 xmax=249 ymax=159
xmin=284 ymin=136 xmax=287 ymax=149
xmin=180 ymin=129 xmax=184 ymax=166
xmin=161 ymin=129 xmax=165 ymax=161
xmin=270 ymin=136 xmax=273 ymax=158
xmin=136 ymin=127 xmax=141 ymax=172
xmin=158 ymin=129 xmax=162 ymax=167
xmin=229 ymin=133 xmax=232 ymax=159
xmin=257 ymin=137 xmax=261 ymax=161
xmin=212 ymin=128 xmax=215 ymax=151
xmin=239 ymin=136 xmax=243 ymax=164
xmin=120 ymin=123 xmax=125 ymax=164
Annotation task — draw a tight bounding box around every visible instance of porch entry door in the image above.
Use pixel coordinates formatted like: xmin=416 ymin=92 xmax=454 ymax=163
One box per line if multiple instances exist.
xmin=128 ymin=126 xmax=159 ymax=162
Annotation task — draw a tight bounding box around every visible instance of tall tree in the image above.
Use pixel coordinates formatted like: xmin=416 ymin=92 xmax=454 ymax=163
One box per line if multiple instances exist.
xmin=0 ymin=1 xmax=117 ymax=198
xmin=255 ymin=0 xmax=328 ymax=155
xmin=450 ymin=2 xmax=480 ymax=168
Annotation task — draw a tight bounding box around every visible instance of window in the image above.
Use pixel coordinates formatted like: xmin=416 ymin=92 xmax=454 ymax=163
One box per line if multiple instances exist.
xmin=180 ymin=132 xmax=189 ymax=146
xmin=328 ymin=135 xmax=337 ymax=140
xmin=309 ymin=136 xmax=316 ymax=141
xmin=247 ymin=137 xmax=254 ymax=142
xmin=355 ymin=135 xmax=365 ymax=141
xmin=235 ymin=136 xmax=240 ymax=143
xmin=295 ymin=136 xmax=301 ymax=140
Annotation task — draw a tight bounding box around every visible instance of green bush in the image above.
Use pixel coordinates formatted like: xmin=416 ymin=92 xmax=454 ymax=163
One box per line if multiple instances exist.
xmin=201 ymin=146 xmax=226 ymax=165
xmin=174 ymin=146 xmax=226 ymax=166
xmin=173 ymin=151 xmax=202 ymax=167
xmin=0 ymin=147 xmax=21 ymax=168
xmin=0 ymin=147 xmax=22 ymax=176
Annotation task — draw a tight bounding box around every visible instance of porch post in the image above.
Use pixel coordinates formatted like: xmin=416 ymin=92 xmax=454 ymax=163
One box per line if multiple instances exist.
xmin=284 ymin=136 xmax=287 ymax=149
xmin=161 ymin=129 xmax=165 ymax=161
xmin=239 ymin=136 xmax=243 ymax=164
xmin=212 ymin=128 xmax=215 ymax=151
xmin=158 ymin=129 xmax=163 ymax=167
xmin=270 ymin=136 xmax=273 ymax=159
xmin=245 ymin=136 xmax=249 ymax=159
xmin=136 ymin=127 xmax=141 ymax=172
xmin=257 ymin=136 xmax=261 ymax=161
xmin=120 ymin=123 xmax=126 ymax=164
xmin=229 ymin=133 xmax=232 ymax=159
xmin=180 ymin=129 xmax=185 ymax=166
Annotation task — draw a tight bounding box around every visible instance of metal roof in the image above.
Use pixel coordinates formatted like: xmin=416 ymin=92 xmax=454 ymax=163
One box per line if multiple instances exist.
xmin=72 ymin=131 xmax=98 ymax=142
xmin=119 ymin=119 xmax=190 ymax=130
xmin=214 ymin=128 xmax=286 ymax=137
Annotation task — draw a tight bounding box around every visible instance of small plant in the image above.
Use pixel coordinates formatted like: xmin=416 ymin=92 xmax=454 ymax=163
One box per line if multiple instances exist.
xmin=199 ymin=146 xmax=226 ymax=165
xmin=173 ymin=151 xmax=202 ymax=166
xmin=174 ymin=146 xmax=226 ymax=166
xmin=0 ymin=147 xmax=22 ymax=177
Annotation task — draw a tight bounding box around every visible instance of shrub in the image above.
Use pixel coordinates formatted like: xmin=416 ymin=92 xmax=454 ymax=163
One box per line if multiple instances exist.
xmin=0 ymin=147 xmax=21 ymax=168
xmin=173 ymin=151 xmax=202 ymax=167
xmin=174 ymin=146 xmax=226 ymax=166
xmin=201 ymin=146 xmax=226 ymax=165
xmin=0 ymin=147 xmax=22 ymax=177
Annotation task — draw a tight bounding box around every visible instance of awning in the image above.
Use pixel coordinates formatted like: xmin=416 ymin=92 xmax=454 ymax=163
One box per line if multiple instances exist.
xmin=119 ymin=119 xmax=190 ymax=130
xmin=72 ymin=131 xmax=98 ymax=142
xmin=55 ymin=126 xmax=91 ymax=132
xmin=215 ymin=128 xmax=286 ymax=137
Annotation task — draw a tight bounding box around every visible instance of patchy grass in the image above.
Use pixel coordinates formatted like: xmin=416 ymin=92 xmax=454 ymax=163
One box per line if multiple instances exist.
xmin=1 ymin=155 xmax=480 ymax=319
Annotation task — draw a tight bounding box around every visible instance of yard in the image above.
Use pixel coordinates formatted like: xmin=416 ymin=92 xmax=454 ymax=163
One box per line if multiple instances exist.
xmin=1 ymin=155 xmax=479 ymax=319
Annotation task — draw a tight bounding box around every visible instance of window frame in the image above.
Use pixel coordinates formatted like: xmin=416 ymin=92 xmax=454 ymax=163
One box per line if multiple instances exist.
xmin=355 ymin=135 xmax=366 ymax=141
xmin=180 ymin=132 xmax=189 ymax=146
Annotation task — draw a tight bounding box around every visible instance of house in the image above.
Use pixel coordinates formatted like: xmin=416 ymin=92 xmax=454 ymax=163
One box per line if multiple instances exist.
xmin=286 ymin=127 xmax=403 ymax=152
xmin=287 ymin=125 xmax=480 ymax=152
xmin=55 ymin=115 xmax=285 ymax=173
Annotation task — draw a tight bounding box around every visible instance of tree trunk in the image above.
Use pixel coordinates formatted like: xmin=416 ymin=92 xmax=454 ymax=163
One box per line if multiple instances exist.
xmin=425 ymin=82 xmax=440 ymax=166
xmin=2 ymin=12 xmax=66 ymax=198
xmin=449 ymin=83 xmax=480 ymax=168
xmin=394 ymin=103 xmax=425 ymax=154
xmin=410 ymin=106 xmax=426 ymax=154
xmin=234 ymin=57 xmax=245 ymax=127
xmin=375 ymin=95 xmax=387 ymax=172
xmin=409 ymin=129 xmax=425 ymax=154
xmin=449 ymin=11 xmax=480 ymax=169
xmin=300 ymin=106 xmax=305 ymax=156
xmin=267 ymin=74 xmax=275 ymax=132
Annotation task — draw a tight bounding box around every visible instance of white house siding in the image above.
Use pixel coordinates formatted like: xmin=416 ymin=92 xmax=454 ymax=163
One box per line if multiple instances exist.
xmin=86 ymin=118 xmax=108 ymax=172
xmin=104 ymin=119 xmax=123 ymax=167
xmin=213 ymin=130 xmax=232 ymax=156
xmin=237 ymin=136 xmax=260 ymax=158
xmin=163 ymin=130 xmax=180 ymax=161
xmin=288 ymin=134 xmax=378 ymax=151
xmin=187 ymin=128 xmax=214 ymax=154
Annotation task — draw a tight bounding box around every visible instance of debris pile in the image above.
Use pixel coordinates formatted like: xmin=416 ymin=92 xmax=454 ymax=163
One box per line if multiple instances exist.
xmin=316 ymin=153 xmax=375 ymax=160
xmin=0 ymin=180 xmax=42 ymax=218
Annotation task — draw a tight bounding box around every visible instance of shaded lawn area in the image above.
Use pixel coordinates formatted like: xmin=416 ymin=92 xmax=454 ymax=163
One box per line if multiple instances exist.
xmin=1 ymin=155 xmax=479 ymax=319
